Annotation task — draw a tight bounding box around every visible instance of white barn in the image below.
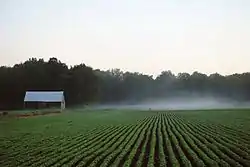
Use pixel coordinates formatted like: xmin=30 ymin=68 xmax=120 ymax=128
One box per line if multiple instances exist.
xmin=24 ymin=91 xmax=65 ymax=111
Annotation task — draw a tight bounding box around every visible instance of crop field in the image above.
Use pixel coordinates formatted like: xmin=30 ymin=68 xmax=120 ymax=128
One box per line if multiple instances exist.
xmin=1 ymin=109 xmax=250 ymax=167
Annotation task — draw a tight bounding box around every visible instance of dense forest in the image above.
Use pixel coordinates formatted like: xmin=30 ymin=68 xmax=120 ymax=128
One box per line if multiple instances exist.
xmin=1 ymin=57 xmax=250 ymax=110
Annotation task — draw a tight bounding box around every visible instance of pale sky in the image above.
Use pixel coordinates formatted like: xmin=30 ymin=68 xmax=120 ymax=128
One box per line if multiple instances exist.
xmin=1 ymin=0 xmax=250 ymax=75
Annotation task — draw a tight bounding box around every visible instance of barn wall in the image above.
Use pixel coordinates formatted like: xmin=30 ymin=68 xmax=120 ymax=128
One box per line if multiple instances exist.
xmin=24 ymin=102 xmax=61 ymax=109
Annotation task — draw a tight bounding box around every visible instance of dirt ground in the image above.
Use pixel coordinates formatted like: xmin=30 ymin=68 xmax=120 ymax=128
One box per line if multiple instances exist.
xmin=1 ymin=110 xmax=61 ymax=118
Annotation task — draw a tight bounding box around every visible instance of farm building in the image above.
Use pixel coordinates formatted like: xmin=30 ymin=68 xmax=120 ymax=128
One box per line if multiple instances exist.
xmin=24 ymin=91 xmax=65 ymax=111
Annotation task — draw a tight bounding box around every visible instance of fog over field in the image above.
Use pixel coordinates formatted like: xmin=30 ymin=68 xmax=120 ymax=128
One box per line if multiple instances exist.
xmin=92 ymin=96 xmax=250 ymax=110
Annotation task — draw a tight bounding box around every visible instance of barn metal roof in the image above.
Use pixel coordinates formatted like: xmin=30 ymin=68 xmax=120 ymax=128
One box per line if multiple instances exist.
xmin=24 ymin=91 xmax=64 ymax=102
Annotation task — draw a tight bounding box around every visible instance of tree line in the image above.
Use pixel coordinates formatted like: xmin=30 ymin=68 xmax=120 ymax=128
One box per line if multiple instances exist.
xmin=0 ymin=57 xmax=250 ymax=110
